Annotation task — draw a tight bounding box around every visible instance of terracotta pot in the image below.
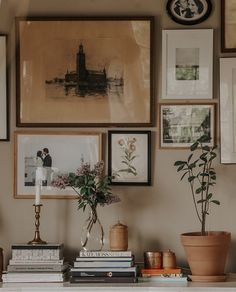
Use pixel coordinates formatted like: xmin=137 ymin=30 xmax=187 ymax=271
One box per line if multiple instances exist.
xmin=181 ymin=231 xmax=231 ymax=281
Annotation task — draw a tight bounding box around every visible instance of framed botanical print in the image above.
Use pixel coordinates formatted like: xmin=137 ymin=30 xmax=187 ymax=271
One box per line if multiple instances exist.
xmin=221 ymin=0 xmax=236 ymax=52
xmin=15 ymin=17 xmax=154 ymax=127
xmin=14 ymin=131 xmax=102 ymax=199
xmin=108 ymin=131 xmax=151 ymax=185
xmin=162 ymin=29 xmax=213 ymax=99
xmin=160 ymin=103 xmax=215 ymax=148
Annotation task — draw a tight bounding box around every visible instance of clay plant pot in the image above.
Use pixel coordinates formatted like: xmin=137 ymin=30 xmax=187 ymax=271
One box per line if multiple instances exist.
xmin=181 ymin=231 xmax=231 ymax=282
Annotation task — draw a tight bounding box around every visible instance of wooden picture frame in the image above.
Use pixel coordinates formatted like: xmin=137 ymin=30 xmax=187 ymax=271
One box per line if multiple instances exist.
xmin=0 ymin=35 xmax=9 ymax=141
xmin=162 ymin=29 xmax=213 ymax=99
xmin=14 ymin=131 xmax=102 ymax=199
xmin=108 ymin=130 xmax=151 ymax=185
xmin=160 ymin=103 xmax=215 ymax=148
xmin=221 ymin=0 xmax=236 ymax=52
xmin=15 ymin=17 xmax=154 ymax=127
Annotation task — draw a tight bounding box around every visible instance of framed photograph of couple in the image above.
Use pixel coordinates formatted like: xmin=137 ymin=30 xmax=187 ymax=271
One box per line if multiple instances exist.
xmin=108 ymin=130 xmax=151 ymax=185
xmin=160 ymin=103 xmax=215 ymax=148
xmin=14 ymin=131 xmax=102 ymax=199
xmin=15 ymin=17 xmax=154 ymax=127
xmin=166 ymin=0 xmax=212 ymax=25
xmin=162 ymin=29 xmax=213 ymax=99
xmin=221 ymin=0 xmax=236 ymax=52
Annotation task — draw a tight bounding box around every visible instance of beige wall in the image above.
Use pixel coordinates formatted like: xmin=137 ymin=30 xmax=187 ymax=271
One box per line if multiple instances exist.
xmin=1 ymin=0 xmax=236 ymax=271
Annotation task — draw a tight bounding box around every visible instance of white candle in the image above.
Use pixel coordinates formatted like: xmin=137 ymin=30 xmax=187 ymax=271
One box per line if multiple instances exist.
xmin=35 ymin=184 xmax=41 ymax=205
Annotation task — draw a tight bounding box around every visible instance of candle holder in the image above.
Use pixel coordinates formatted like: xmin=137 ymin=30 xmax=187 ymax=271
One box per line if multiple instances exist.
xmin=28 ymin=204 xmax=47 ymax=245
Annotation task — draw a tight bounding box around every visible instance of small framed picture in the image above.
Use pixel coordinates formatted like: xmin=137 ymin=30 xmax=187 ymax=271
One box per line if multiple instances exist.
xmin=162 ymin=29 xmax=213 ymax=99
xmin=221 ymin=0 xmax=236 ymax=52
xmin=108 ymin=131 xmax=151 ymax=185
xmin=160 ymin=103 xmax=215 ymax=148
xmin=14 ymin=131 xmax=102 ymax=199
xmin=166 ymin=0 xmax=212 ymax=26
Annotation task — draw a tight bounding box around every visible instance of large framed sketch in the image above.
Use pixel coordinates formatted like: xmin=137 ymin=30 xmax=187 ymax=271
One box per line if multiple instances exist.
xmin=220 ymin=58 xmax=236 ymax=163
xmin=162 ymin=29 xmax=213 ymax=99
xmin=108 ymin=130 xmax=151 ymax=185
xmin=160 ymin=103 xmax=215 ymax=148
xmin=221 ymin=0 xmax=236 ymax=52
xmin=14 ymin=131 xmax=102 ymax=199
xmin=15 ymin=17 xmax=154 ymax=127
xmin=0 ymin=35 xmax=9 ymax=141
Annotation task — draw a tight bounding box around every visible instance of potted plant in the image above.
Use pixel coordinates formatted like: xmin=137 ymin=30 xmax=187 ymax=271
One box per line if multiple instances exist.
xmin=174 ymin=135 xmax=231 ymax=282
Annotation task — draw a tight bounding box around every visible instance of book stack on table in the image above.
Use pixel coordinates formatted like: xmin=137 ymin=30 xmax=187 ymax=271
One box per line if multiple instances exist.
xmin=70 ymin=250 xmax=137 ymax=283
xmin=2 ymin=243 xmax=68 ymax=283
xmin=139 ymin=267 xmax=188 ymax=282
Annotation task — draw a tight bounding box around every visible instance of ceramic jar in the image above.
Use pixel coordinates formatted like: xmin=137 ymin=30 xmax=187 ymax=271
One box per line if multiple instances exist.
xmin=109 ymin=221 xmax=128 ymax=251
xmin=162 ymin=249 xmax=176 ymax=269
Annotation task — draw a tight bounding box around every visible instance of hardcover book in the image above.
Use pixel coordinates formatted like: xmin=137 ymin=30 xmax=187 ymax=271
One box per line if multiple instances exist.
xmin=74 ymin=260 xmax=133 ymax=268
xmin=70 ymin=271 xmax=136 ymax=278
xmin=79 ymin=250 xmax=132 ymax=258
xmin=70 ymin=276 xmax=137 ymax=283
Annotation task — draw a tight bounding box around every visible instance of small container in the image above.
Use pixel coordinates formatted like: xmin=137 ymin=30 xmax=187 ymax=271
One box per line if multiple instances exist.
xmin=144 ymin=251 xmax=162 ymax=269
xmin=109 ymin=221 xmax=128 ymax=251
xmin=162 ymin=249 xmax=176 ymax=269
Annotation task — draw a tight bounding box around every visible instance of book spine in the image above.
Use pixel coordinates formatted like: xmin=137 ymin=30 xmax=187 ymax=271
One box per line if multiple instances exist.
xmin=79 ymin=251 xmax=132 ymax=257
xmin=12 ymin=249 xmax=63 ymax=260
xmin=9 ymin=259 xmax=64 ymax=265
xmin=75 ymin=256 xmax=133 ymax=262
xmin=70 ymin=271 xmax=136 ymax=277
xmin=70 ymin=276 xmax=137 ymax=283
xmin=11 ymin=244 xmax=63 ymax=250
xmin=7 ymin=265 xmax=66 ymax=272
xmin=73 ymin=261 xmax=132 ymax=268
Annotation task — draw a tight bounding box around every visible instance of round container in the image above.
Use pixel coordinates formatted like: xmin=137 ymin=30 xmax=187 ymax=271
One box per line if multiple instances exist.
xmin=162 ymin=249 xmax=176 ymax=269
xmin=109 ymin=221 xmax=128 ymax=251
xmin=144 ymin=251 xmax=162 ymax=269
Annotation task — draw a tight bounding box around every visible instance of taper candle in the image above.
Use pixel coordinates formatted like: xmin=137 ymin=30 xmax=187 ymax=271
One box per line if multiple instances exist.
xmin=35 ymin=184 xmax=41 ymax=205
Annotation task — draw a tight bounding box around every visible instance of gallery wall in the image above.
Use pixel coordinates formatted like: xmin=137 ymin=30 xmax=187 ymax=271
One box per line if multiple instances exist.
xmin=1 ymin=0 xmax=236 ymax=271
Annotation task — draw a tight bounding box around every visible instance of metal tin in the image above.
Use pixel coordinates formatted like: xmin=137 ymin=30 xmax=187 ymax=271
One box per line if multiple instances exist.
xmin=144 ymin=251 xmax=162 ymax=269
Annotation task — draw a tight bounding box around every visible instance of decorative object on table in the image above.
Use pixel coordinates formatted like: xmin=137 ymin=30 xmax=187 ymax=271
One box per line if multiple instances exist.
xmin=166 ymin=0 xmax=212 ymax=26
xmin=221 ymin=0 xmax=236 ymax=52
xmin=143 ymin=251 xmax=162 ymax=269
xmin=109 ymin=221 xmax=128 ymax=251
xmin=108 ymin=130 xmax=151 ymax=185
xmin=70 ymin=250 xmax=136 ymax=283
xmin=162 ymin=249 xmax=177 ymax=269
xmin=0 ymin=34 xmax=9 ymax=141
xmin=160 ymin=103 xmax=215 ymax=149
xmin=28 ymin=204 xmax=47 ymax=245
xmin=219 ymin=58 xmax=236 ymax=163
xmin=52 ymin=161 xmax=120 ymax=251
xmin=14 ymin=131 xmax=102 ymax=199
xmin=15 ymin=16 xmax=154 ymax=127
xmin=3 ymin=244 xmax=67 ymax=283
xmin=162 ymin=29 xmax=213 ymax=99
xmin=174 ymin=135 xmax=231 ymax=282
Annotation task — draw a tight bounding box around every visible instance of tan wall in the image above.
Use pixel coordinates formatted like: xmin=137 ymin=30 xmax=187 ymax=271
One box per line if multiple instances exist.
xmin=1 ymin=0 xmax=236 ymax=271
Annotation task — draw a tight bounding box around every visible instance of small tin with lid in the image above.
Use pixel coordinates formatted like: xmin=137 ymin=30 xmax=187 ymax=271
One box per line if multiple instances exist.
xmin=162 ymin=249 xmax=177 ymax=269
xmin=109 ymin=221 xmax=128 ymax=251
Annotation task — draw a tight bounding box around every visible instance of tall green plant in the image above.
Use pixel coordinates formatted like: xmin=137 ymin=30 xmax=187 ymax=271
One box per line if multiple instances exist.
xmin=174 ymin=135 xmax=220 ymax=235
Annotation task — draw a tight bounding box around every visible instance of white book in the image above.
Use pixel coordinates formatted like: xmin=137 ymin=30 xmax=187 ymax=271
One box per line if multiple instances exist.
xmin=2 ymin=272 xmax=64 ymax=283
xmin=75 ymin=256 xmax=132 ymax=262
xmin=79 ymin=250 xmax=132 ymax=257
xmin=9 ymin=259 xmax=64 ymax=265
xmin=74 ymin=261 xmax=133 ymax=268
xmin=71 ymin=266 xmax=136 ymax=272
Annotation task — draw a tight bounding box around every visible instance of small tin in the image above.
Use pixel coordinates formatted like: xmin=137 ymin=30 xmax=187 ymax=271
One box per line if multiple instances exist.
xmin=162 ymin=249 xmax=176 ymax=269
xmin=144 ymin=251 xmax=162 ymax=269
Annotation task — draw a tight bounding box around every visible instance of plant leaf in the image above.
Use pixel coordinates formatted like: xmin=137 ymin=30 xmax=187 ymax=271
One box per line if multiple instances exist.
xmin=174 ymin=161 xmax=186 ymax=166
xmin=211 ymin=200 xmax=220 ymax=205
xmin=188 ymin=176 xmax=195 ymax=182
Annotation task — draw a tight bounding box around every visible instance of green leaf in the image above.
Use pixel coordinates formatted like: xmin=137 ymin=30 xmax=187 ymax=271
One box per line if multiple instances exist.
xmin=207 ymin=193 xmax=213 ymax=200
xmin=177 ymin=164 xmax=185 ymax=172
xmin=197 ymin=199 xmax=206 ymax=203
xmin=200 ymin=172 xmax=209 ymax=177
xmin=190 ymin=142 xmax=198 ymax=151
xmin=209 ymin=170 xmax=216 ymax=175
xmin=188 ymin=176 xmax=195 ymax=182
xmin=174 ymin=161 xmax=186 ymax=166
xmin=187 ymin=153 xmax=193 ymax=163
xmin=196 ymin=187 xmax=203 ymax=194
xmin=211 ymin=200 xmax=220 ymax=205
xmin=202 ymin=145 xmax=210 ymax=151
xmin=180 ymin=171 xmax=188 ymax=181
xmin=211 ymin=175 xmax=216 ymax=180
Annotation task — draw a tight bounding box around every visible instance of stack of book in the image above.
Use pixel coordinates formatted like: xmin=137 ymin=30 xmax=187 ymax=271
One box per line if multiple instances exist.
xmin=139 ymin=267 xmax=188 ymax=282
xmin=2 ymin=243 xmax=68 ymax=283
xmin=70 ymin=250 xmax=137 ymax=283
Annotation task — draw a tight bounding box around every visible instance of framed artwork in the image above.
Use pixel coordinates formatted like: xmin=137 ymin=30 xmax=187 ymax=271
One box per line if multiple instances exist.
xmin=108 ymin=130 xmax=151 ymax=185
xmin=166 ymin=0 xmax=212 ymax=26
xmin=14 ymin=131 xmax=102 ymax=199
xmin=162 ymin=29 xmax=213 ymax=99
xmin=0 ymin=35 xmax=9 ymax=141
xmin=221 ymin=0 xmax=236 ymax=52
xmin=220 ymin=58 xmax=236 ymax=163
xmin=160 ymin=103 xmax=215 ymax=148
xmin=15 ymin=17 xmax=154 ymax=127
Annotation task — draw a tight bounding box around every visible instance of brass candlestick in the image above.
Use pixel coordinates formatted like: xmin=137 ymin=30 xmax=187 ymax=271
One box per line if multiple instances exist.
xmin=28 ymin=204 xmax=47 ymax=245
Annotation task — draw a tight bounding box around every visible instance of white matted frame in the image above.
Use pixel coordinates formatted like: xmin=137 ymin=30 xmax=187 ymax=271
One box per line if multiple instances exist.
xmin=160 ymin=104 xmax=215 ymax=148
xmin=220 ymin=58 xmax=236 ymax=163
xmin=162 ymin=29 xmax=213 ymax=99
xmin=14 ymin=131 xmax=102 ymax=199
xmin=0 ymin=35 xmax=8 ymax=141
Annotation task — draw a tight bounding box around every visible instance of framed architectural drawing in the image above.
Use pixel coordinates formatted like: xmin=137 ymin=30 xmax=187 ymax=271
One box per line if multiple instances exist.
xmin=220 ymin=58 xmax=236 ymax=163
xmin=108 ymin=130 xmax=151 ymax=185
xmin=162 ymin=29 xmax=213 ymax=99
xmin=221 ymin=0 xmax=236 ymax=52
xmin=14 ymin=131 xmax=102 ymax=199
xmin=15 ymin=17 xmax=154 ymax=127
xmin=160 ymin=104 xmax=215 ymax=148
xmin=0 ymin=35 xmax=9 ymax=141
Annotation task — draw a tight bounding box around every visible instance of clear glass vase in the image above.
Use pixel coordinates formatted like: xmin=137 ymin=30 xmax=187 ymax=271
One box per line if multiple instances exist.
xmin=81 ymin=206 xmax=104 ymax=251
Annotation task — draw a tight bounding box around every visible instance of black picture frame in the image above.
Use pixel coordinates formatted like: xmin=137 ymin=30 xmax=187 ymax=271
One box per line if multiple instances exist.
xmin=108 ymin=130 xmax=151 ymax=186
xmin=166 ymin=0 xmax=212 ymax=25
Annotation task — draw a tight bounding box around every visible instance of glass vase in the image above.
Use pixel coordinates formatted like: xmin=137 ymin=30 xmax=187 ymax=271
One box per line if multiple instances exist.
xmin=81 ymin=206 xmax=104 ymax=251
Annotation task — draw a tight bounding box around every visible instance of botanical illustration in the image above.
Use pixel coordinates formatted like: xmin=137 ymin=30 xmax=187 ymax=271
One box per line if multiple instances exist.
xmin=176 ymin=48 xmax=199 ymax=80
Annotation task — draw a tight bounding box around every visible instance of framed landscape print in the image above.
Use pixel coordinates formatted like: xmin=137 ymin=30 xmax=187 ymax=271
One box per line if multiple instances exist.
xmin=14 ymin=131 xmax=102 ymax=199
xmin=162 ymin=29 xmax=213 ymax=99
xmin=160 ymin=104 xmax=215 ymax=148
xmin=220 ymin=58 xmax=236 ymax=163
xmin=108 ymin=131 xmax=151 ymax=185
xmin=15 ymin=17 xmax=154 ymax=127
xmin=0 ymin=35 xmax=9 ymax=141
xmin=166 ymin=0 xmax=212 ymax=26
xmin=221 ymin=0 xmax=236 ymax=52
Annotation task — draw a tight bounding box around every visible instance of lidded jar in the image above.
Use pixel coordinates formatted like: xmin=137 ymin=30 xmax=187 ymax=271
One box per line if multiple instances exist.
xmin=162 ymin=249 xmax=177 ymax=269
xmin=109 ymin=221 xmax=128 ymax=251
